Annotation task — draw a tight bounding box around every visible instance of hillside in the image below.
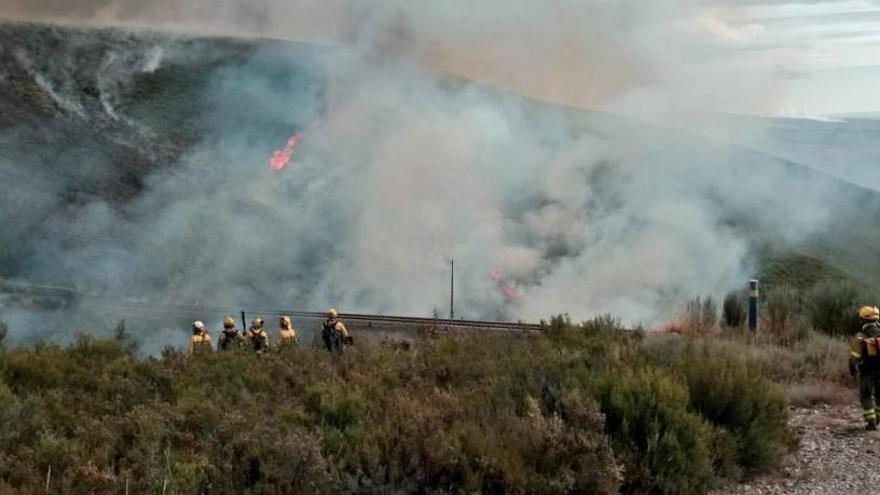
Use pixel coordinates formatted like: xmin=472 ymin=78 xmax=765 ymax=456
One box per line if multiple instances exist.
xmin=0 ymin=20 xmax=878 ymax=338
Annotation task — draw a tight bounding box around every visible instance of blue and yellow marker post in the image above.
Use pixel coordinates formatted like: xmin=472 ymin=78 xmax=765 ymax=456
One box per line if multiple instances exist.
xmin=748 ymin=279 xmax=759 ymax=332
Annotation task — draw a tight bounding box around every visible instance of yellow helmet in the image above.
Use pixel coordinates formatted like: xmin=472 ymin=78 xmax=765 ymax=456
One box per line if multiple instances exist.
xmin=223 ymin=316 xmax=235 ymax=328
xmin=250 ymin=318 xmax=265 ymax=329
xmin=327 ymin=308 xmax=338 ymax=319
xmin=859 ymin=306 xmax=880 ymax=321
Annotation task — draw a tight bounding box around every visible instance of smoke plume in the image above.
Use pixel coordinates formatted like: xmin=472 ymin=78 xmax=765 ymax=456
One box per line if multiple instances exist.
xmin=0 ymin=1 xmax=849 ymax=350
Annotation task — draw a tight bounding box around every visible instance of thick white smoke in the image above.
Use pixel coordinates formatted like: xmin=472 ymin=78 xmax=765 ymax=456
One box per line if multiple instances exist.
xmin=0 ymin=0 xmax=851 ymax=348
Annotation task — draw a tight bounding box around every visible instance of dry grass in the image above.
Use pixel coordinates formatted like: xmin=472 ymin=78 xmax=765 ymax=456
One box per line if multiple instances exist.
xmin=784 ymin=381 xmax=853 ymax=408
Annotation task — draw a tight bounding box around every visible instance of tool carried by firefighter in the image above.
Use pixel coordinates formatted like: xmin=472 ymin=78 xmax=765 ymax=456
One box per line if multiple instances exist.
xmin=188 ymin=321 xmax=213 ymax=355
xmin=850 ymin=306 xmax=880 ymax=430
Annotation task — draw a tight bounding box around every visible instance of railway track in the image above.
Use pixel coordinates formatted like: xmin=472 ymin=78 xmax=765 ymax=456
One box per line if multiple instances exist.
xmin=2 ymin=280 xmax=543 ymax=333
xmin=80 ymin=300 xmax=543 ymax=333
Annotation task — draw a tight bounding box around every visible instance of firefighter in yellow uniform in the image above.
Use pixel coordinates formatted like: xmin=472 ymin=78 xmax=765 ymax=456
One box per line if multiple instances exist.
xmin=277 ymin=315 xmax=298 ymax=347
xmin=218 ymin=316 xmax=242 ymax=351
xmin=245 ymin=318 xmax=270 ymax=355
xmin=188 ymin=321 xmax=214 ymax=355
xmin=322 ymin=308 xmax=350 ymax=352
xmin=850 ymin=306 xmax=880 ymax=430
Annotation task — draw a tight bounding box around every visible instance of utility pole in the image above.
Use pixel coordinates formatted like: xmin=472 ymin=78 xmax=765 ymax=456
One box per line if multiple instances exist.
xmin=450 ymin=259 xmax=455 ymax=320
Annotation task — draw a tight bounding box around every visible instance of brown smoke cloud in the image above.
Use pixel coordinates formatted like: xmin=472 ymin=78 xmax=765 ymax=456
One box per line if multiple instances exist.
xmin=0 ymin=0 xmax=773 ymax=112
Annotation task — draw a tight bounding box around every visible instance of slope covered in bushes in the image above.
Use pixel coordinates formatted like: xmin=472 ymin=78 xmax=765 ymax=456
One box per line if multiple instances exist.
xmin=0 ymin=316 xmax=793 ymax=494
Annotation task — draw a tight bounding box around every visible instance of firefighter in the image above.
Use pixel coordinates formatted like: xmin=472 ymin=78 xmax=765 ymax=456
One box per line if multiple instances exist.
xmin=850 ymin=305 xmax=880 ymax=430
xmin=322 ymin=308 xmax=350 ymax=352
xmin=277 ymin=315 xmax=298 ymax=347
xmin=188 ymin=321 xmax=213 ymax=355
xmin=245 ymin=317 xmax=269 ymax=355
xmin=218 ymin=316 xmax=242 ymax=351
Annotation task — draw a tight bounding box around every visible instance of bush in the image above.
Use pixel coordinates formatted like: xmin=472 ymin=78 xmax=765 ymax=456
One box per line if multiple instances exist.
xmin=762 ymin=285 xmax=809 ymax=345
xmin=0 ymin=318 xmax=795 ymax=494
xmin=638 ymin=337 xmax=795 ymax=474
xmin=807 ymin=280 xmax=867 ymax=336
xmin=598 ymin=368 xmax=714 ymax=494
xmin=722 ymin=291 xmax=746 ymax=328
xmin=683 ymin=296 xmax=718 ymax=334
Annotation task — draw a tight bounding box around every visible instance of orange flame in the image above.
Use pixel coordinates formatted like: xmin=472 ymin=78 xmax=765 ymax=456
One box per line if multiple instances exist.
xmin=269 ymin=132 xmax=303 ymax=170
xmin=489 ymin=267 xmax=522 ymax=304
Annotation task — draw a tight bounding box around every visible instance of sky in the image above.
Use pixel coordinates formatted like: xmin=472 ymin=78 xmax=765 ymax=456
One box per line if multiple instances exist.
xmin=0 ymin=0 xmax=878 ymax=115
xmin=718 ymin=1 xmax=880 ymax=116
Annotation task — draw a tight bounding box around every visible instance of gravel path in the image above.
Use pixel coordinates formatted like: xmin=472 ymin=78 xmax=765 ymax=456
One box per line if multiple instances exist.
xmin=712 ymin=404 xmax=880 ymax=494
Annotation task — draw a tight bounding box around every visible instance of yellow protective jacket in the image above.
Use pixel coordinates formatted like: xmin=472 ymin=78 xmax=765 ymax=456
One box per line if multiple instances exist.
xmin=189 ymin=332 xmax=214 ymax=355
xmin=851 ymin=322 xmax=880 ymax=374
xmin=277 ymin=328 xmax=298 ymax=345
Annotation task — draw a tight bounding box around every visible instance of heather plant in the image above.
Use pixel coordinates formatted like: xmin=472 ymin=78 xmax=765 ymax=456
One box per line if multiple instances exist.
xmin=598 ymin=368 xmax=714 ymax=494
xmin=0 ymin=316 xmax=795 ymax=494
xmin=657 ymin=342 xmax=793 ymax=471
xmin=762 ymin=285 xmax=810 ymax=344
xmin=683 ymin=295 xmax=719 ymax=334
xmin=722 ymin=290 xmax=746 ymax=328
xmin=807 ymin=280 xmax=869 ymax=336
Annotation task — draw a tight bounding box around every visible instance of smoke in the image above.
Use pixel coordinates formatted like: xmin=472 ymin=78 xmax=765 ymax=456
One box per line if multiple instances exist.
xmin=0 ymin=0 xmax=796 ymax=114
xmin=13 ymin=49 xmax=87 ymax=117
xmin=0 ymin=1 xmax=850 ymax=351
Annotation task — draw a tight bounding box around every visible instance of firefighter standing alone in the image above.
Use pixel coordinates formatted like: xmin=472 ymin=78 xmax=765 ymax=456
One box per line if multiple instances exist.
xmin=850 ymin=305 xmax=880 ymax=430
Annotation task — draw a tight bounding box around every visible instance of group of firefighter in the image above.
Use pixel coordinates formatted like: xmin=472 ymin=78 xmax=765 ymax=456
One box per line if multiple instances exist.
xmin=183 ymin=303 xmax=880 ymax=429
xmin=187 ymin=308 xmax=352 ymax=355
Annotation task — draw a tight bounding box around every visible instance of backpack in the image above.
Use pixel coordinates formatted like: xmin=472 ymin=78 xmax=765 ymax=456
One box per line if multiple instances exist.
xmin=860 ymin=323 xmax=880 ymax=372
xmin=219 ymin=330 xmax=239 ymax=351
xmin=250 ymin=330 xmax=268 ymax=353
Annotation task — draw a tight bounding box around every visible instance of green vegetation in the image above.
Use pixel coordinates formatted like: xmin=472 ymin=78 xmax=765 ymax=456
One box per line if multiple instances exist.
xmin=758 ymin=252 xmax=852 ymax=290
xmin=722 ymin=290 xmax=746 ymax=328
xmin=0 ymin=316 xmax=797 ymax=494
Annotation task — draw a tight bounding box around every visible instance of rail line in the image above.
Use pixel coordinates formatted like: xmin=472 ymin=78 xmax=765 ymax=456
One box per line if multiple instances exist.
xmin=2 ymin=280 xmax=543 ymax=333
xmin=79 ymin=299 xmax=543 ymax=332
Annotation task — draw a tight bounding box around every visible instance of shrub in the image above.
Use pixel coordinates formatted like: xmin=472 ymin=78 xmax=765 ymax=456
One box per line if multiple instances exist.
xmin=598 ymin=368 xmax=714 ymax=494
xmin=682 ymin=295 xmax=718 ymax=334
xmin=638 ymin=337 xmax=795 ymax=474
xmin=807 ymin=280 xmax=866 ymax=336
xmin=666 ymin=344 xmax=794 ymax=471
xmin=0 ymin=318 xmax=797 ymax=494
xmin=722 ymin=291 xmax=746 ymax=328
xmin=0 ymin=320 xmax=7 ymax=346
xmin=762 ymin=285 xmax=810 ymax=344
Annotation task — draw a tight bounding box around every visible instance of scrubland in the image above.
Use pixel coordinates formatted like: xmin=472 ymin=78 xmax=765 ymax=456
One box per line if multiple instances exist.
xmin=1 ymin=302 xmax=851 ymax=495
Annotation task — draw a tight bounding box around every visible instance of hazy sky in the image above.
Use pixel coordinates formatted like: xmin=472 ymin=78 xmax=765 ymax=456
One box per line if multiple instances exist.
xmin=722 ymin=1 xmax=880 ymax=116
xmin=0 ymin=0 xmax=878 ymax=116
